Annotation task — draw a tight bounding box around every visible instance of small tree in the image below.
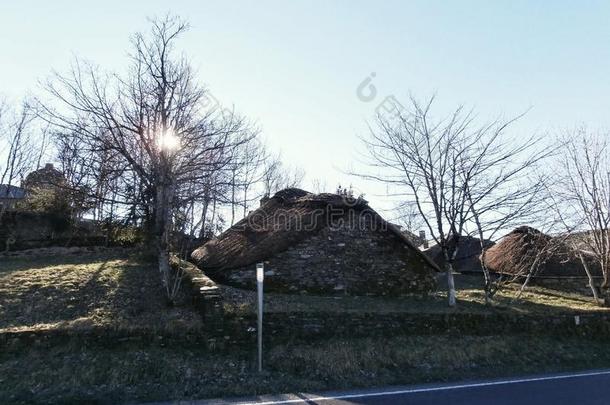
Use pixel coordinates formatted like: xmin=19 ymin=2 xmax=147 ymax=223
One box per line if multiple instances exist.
xmin=262 ymin=153 xmax=305 ymax=197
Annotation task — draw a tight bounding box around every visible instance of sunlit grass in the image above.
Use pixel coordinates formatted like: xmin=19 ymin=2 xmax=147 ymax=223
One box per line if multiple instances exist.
xmin=221 ymin=275 xmax=608 ymax=317
xmin=0 ymin=251 xmax=202 ymax=334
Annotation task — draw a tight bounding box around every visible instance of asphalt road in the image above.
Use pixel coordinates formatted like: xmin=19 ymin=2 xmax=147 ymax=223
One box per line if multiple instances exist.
xmin=165 ymin=369 xmax=610 ymax=405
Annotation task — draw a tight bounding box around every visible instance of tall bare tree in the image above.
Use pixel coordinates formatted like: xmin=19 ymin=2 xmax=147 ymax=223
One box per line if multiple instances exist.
xmin=41 ymin=15 xmax=255 ymax=302
xmin=556 ymin=130 xmax=610 ymax=303
xmin=460 ymin=125 xmax=552 ymax=304
xmin=359 ymin=95 xmax=545 ymax=306
xmin=359 ymin=96 xmax=472 ymax=306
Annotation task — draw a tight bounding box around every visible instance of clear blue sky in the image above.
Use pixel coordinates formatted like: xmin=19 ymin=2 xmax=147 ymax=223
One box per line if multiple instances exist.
xmin=2 ymin=0 xmax=610 ymax=216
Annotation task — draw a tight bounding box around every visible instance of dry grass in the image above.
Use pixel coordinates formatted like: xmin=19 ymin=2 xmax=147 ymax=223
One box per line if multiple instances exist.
xmin=1 ymin=252 xmax=606 ymax=336
xmin=221 ymin=274 xmax=609 ymax=316
xmin=2 ymin=252 xmax=610 ymax=404
xmin=0 ymin=250 xmax=202 ymax=334
xmin=2 ymin=335 xmax=610 ymax=404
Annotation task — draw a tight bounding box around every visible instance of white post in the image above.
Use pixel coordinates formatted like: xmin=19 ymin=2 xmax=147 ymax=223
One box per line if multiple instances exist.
xmin=256 ymin=262 xmax=264 ymax=372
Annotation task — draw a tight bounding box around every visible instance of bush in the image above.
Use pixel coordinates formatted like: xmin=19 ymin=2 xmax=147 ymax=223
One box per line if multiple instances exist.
xmin=18 ymin=187 xmax=71 ymax=217
xmin=99 ymin=221 xmax=145 ymax=247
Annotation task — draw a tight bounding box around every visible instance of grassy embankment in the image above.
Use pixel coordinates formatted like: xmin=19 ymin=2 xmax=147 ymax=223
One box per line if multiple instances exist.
xmin=1 ymin=251 xmax=609 ymax=404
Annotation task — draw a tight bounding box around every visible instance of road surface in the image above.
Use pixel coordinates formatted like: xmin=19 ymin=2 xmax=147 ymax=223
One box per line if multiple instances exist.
xmin=148 ymin=369 xmax=610 ymax=405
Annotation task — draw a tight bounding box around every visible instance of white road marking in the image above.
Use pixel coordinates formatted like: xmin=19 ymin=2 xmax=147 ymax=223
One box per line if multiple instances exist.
xmin=232 ymin=369 xmax=610 ymax=404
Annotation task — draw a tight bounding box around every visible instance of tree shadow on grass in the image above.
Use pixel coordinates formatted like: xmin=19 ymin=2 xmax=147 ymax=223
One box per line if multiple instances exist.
xmin=0 ymin=250 xmax=129 ymax=274
xmin=0 ymin=249 xmax=203 ymax=332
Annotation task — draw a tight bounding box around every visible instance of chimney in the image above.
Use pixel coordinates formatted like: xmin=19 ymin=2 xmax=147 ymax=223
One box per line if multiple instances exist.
xmin=44 ymin=163 xmax=54 ymax=170
xmin=419 ymin=230 xmax=428 ymax=249
xmin=260 ymin=195 xmax=270 ymax=207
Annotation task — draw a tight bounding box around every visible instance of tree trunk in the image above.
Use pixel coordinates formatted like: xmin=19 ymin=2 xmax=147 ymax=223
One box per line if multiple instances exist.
xmin=442 ymin=247 xmax=457 ymax=307
xmin=578 ymin=252 xmax=601 ymax=304
xmin=480 ymin=249 xmax=493 ymax=306
xmin=155 ymin=171 xmax=175 ymax=302
xmin=515 ymin=257 xmax=539 ymax=301
xmin=198 ymin=197 xmax=210 ymax=239
xmin=601 ymin=262 xmax=610 ymax=306
xmin=446 ymin=261 xmax=457 ymax=307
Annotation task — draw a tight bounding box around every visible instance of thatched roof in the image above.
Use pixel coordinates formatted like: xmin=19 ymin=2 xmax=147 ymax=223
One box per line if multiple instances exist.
xmin=191 ymin=188 xmax=440 ymax=274
xmin=423 ymin=236 xmax=494 ymax=273
xmin=482 ymin=226 xmax=602 ymax=278
xmin=23 ymin=163 xmax=66 ymax=190
xmin=563 ymin=230 xmax=609 ymax=255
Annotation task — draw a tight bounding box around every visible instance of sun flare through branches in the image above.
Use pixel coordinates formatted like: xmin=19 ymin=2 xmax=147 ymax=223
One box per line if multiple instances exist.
xmin=156 ymin=129 xmax=181 ymax=152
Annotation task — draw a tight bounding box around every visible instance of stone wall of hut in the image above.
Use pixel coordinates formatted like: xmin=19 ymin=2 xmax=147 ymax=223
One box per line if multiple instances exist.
xmin=210 ymin=221 xmax=437 ymax=296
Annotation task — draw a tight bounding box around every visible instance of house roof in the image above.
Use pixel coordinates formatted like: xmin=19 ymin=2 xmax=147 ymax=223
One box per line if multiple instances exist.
xmin=423 ymin=236 xmax=495 ymax=273
xmin=563 ymin=230 xmax=609 ymax=255
xmin=0 ymin=184 xmax=26 ymax=200
xmin=482 ymin=226 xmax=601 ymax=278
xmin=23 ymin=163 xmax=66 ymax=190
xmin=191 ymin=188 xmax=440 ymax=273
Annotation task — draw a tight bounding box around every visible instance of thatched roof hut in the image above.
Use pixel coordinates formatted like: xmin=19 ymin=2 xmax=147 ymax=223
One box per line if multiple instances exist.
xmin=191 ymin=188 xmax=439 ymax=296
xmin=23 ymin=163 xmax=66 ymax=190
xmin=482 ymin=226 xmax=601 ymax=278
xmin=423 ymin=236 xmax=494 ymax=273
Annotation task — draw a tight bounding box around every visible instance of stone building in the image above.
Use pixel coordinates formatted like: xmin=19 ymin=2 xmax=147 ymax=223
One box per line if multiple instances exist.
xmin=23 ymin=163 xmax=66 ymax=191
xmin=191 ymin=188 xmax=439 ymax=296
xmin=483 ymin=226 xmax=602 ymax=279
xmin=423 ymin=236 xmax=495 ymax=273
xmin=0 ymin=184 xmax=26 ymax=210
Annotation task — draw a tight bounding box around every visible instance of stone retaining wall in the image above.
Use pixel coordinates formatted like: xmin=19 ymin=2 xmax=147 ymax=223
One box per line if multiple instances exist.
xmin=2 ymin=311 xmax=609 ymax=353
xmin=4 ymin=265 xmax=609 ymax=352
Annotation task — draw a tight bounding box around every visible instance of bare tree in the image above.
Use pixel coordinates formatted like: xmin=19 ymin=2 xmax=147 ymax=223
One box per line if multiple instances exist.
xmin=0 ymin=100 xmax=39 ymax=218
xmin=460 ymin=125 xmax=552 ymax=304
xmin=555 ymin=130 xmax=610 ymax=303
xmin=262 ymin=154 xmax=305 ymax=197
xmin=358 ymin=95 xmax=545 ymax=306
xmin=227 ymin=137 xmax=266 ymax=225
xmin=41 ymin=15 xmax=255 ymax=303
xmin=544 ymin=191 xmax=602 ymax=303
xmin=359 ymin=96 xmax=475 ymax=306
xmin=311 ymin=178 xmax=329 ymax=194
xmin=511 ymin=228 xmax=569 ymax=301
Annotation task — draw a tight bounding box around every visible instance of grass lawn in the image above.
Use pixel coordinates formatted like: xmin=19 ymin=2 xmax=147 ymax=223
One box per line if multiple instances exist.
xmin=1 ymin=250 xmax=610 ymax=404
xmin=1 ymin=250 xmax=606 ymax=335
xmin=220 ymin=273 xmax=608 ymax=317
xmin=0 ymin=250 xmax=202 ymax=334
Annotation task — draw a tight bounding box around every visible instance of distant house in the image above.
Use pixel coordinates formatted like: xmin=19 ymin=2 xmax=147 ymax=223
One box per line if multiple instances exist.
xmin=191 ymin=188 xmax=439 ymax=296
xmin=23 ymin=163 xmax=66 ymax=191
xmin=0 ymin=184 xmax=26 ymax=210
xmin=482 ymin=226 xmax=601 ymax=279
xmin=423 ymin=236 xmax=495 ymax=273
xmin=403 ymin=229 xmax=428 ymax=248
xmin=0 ymin=163 xmax=67 ymax=212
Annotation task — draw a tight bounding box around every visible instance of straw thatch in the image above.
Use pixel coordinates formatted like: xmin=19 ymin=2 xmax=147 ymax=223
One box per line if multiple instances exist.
xmin=482 ymin=226 xmax=601 ymax=278
xmin=191 ymin=189 xmax=440 ymax=295
xmin=23 ymin=163 xmax=66 ymax=190
xmin=193 ymin=188 xmax=439 ymax=273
